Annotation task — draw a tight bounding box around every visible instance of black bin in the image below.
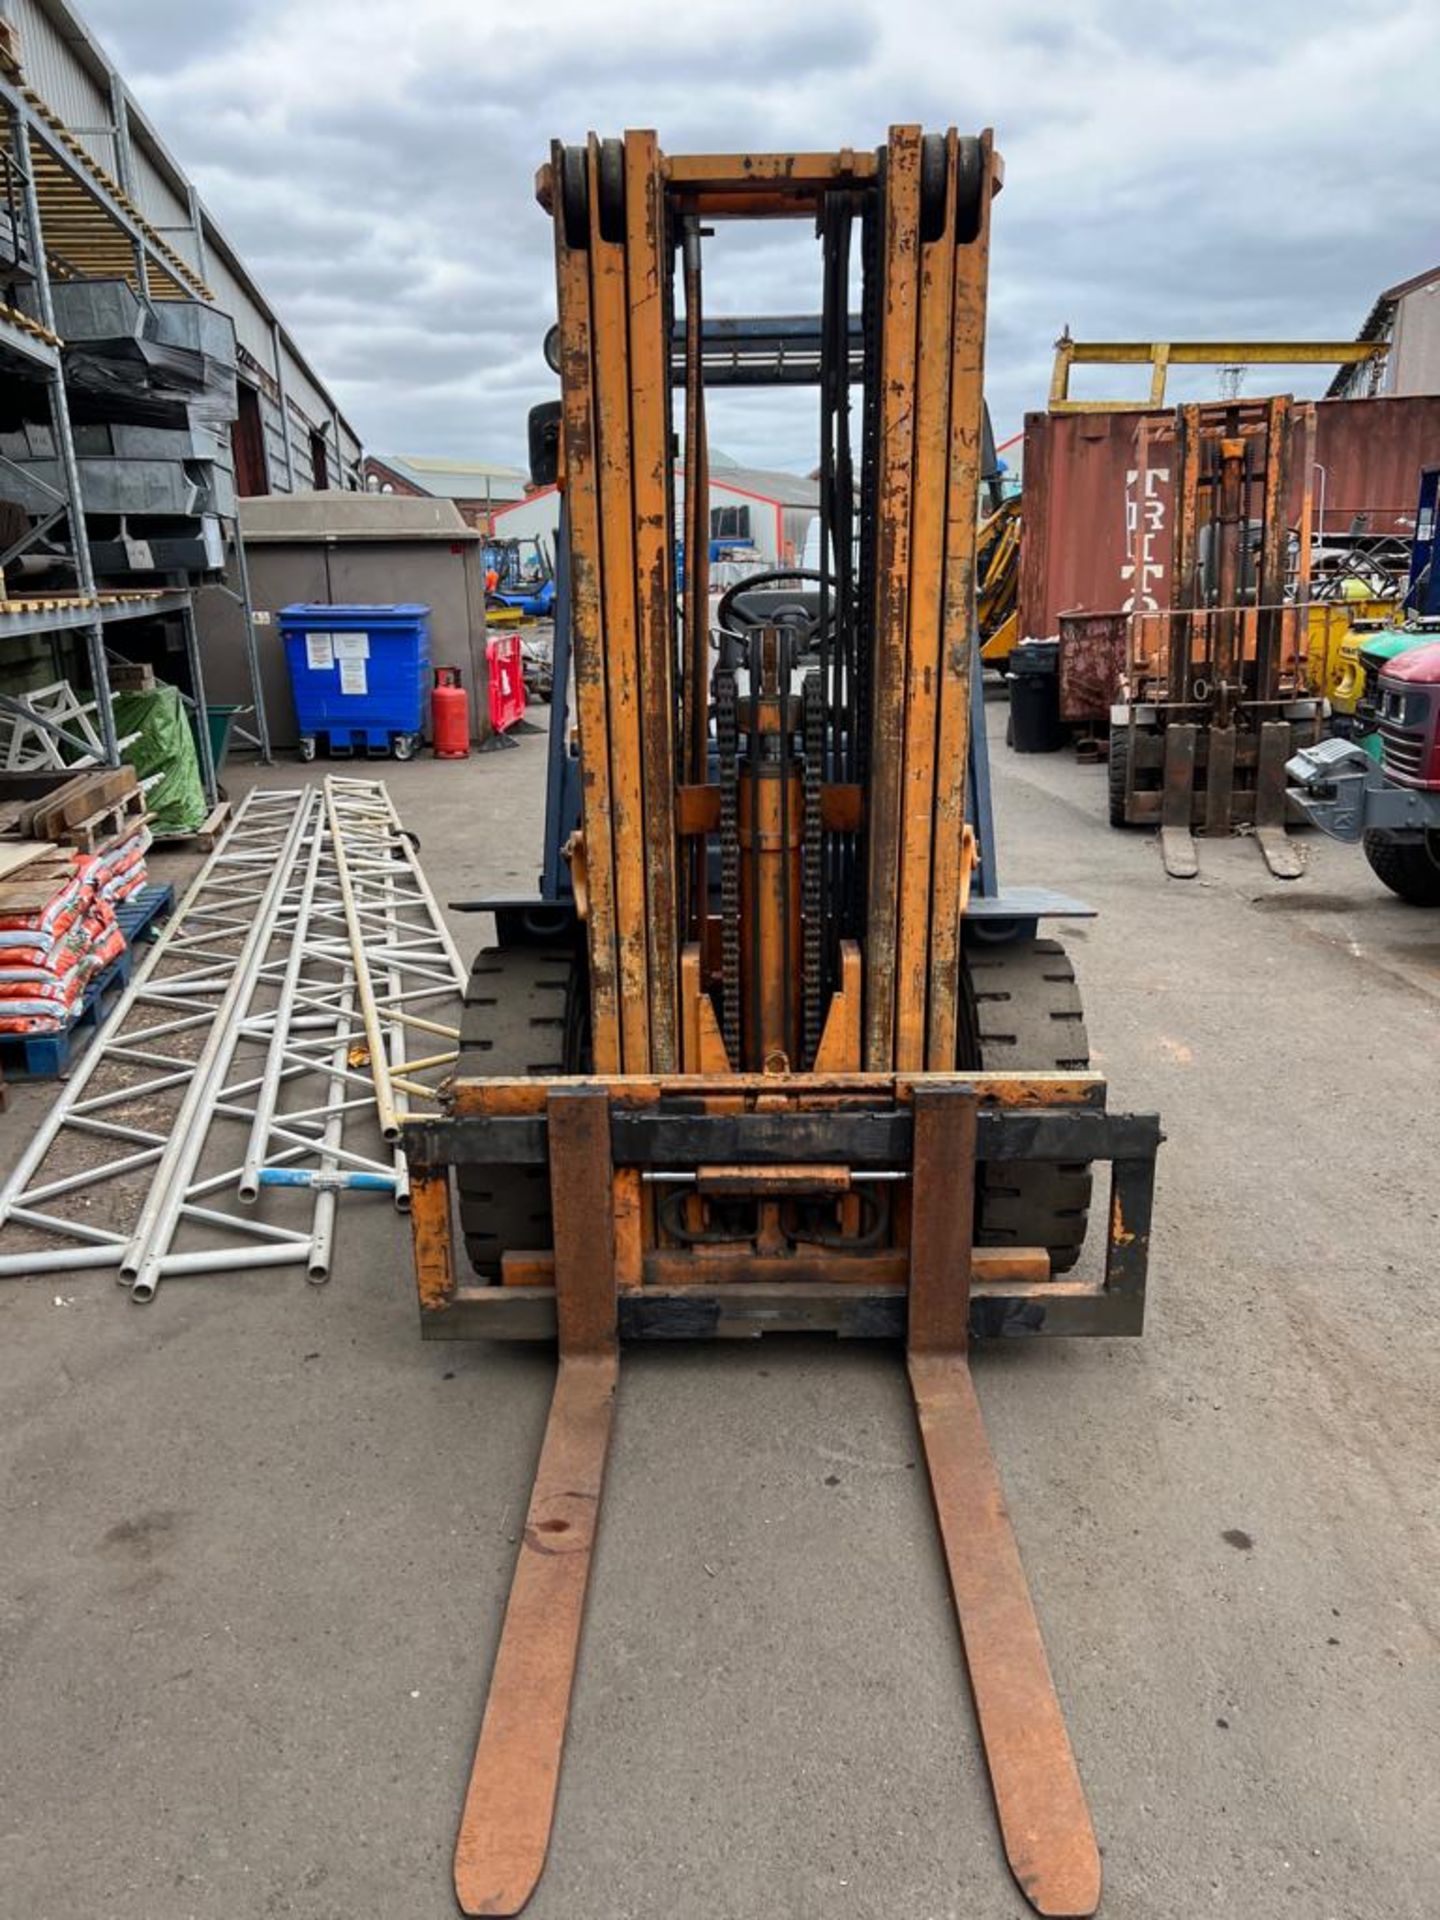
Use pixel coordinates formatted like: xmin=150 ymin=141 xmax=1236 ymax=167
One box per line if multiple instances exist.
xmin=1007 ymin=638 xmax=1067 ymax=753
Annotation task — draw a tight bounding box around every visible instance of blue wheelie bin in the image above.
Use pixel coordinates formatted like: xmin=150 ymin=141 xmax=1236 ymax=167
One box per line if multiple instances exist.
xmin=280 ymin=603 xmax=431 ymax=760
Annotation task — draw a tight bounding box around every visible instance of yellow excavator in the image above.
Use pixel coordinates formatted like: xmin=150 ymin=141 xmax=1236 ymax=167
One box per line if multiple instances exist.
xmin=979 ymin=493 xmax=1022 ymax=666
xmin=404 ymin=128 xmax=1161 ymax=1918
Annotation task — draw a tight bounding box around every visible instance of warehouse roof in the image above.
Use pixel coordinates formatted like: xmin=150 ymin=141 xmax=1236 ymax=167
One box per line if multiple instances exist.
xmin=370 ymin=454 xmax=529 ymax=502
xmin=239 ymin=491 xmax=480 ymax=544
xmin=683 ymin=464 xmax=820 ymax=508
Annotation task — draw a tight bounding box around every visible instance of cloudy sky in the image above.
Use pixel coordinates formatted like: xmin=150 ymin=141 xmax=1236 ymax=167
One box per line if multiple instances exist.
xmin=86 ymin=0 xmax=1437 ymax=472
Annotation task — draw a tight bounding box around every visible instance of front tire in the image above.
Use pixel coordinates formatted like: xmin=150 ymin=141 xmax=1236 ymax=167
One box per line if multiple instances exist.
xmin=960 ymin=936 xmax=1093 ymax=1275
xmin=455 ymin=943 xmax=586 ymax=1277
xmin=1363 ymin=829 xmax=1440 ymax=906
xmin=1108 ymin=725 xmax=1132 ymax=828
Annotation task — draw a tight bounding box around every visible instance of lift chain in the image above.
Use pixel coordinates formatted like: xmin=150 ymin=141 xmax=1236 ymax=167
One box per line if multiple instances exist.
xmin=802 ymin=667 xmax=825 ymax=1068
xmin=715 ymin=663 xmax=741 ymax=1067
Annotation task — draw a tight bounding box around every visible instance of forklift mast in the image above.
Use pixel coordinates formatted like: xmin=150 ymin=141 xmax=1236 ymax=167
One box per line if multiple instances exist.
xmin=403 ymin=131 xmax=1161 ymax=1920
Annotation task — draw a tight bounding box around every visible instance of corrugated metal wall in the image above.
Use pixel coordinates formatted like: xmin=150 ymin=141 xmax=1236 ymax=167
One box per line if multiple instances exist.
xmin=10 ymin=0 xmax=109 ymax=159
xmin=490 ymin=489 xmax=561 ymax=543
xmin=129 ymin=142 xmax=201 ymax=276
xmin=1390 ymin=284 xmax=1440 ymax=398
xmin=259 ymin=391 xmax=291 ymax=491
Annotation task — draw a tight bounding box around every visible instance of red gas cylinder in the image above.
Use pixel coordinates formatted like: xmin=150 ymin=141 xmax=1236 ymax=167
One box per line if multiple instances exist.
xmin=431 ymin=666 xmax=470 ymax=759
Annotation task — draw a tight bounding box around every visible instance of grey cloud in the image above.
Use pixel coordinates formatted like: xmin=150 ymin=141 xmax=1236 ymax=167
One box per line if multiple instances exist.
xmin=80 ymin=0 xmax=1440 ymax=465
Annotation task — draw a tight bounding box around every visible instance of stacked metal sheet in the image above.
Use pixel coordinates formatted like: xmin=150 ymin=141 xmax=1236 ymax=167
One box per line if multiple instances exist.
xmin=0 ymin=278 xmax=238 ymax=583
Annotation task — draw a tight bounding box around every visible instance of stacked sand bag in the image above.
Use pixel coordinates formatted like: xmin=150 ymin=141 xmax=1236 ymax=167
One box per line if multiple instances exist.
xmin=0 ymin=852 xmax=132 ymax=1035
xmin=93 ymin=820 xmax=151 ymax=908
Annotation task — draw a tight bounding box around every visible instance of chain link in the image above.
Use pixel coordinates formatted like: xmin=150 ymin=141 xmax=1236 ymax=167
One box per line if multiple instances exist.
xmin=802 ymin=668 xmax=825 ymax=1068
xmin=715 ymin=664 xmax=741 ymax=1067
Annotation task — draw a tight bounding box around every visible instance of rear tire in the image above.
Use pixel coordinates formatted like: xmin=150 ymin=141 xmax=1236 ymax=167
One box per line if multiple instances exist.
xmin=455 ymin=943 xmax=584 ymax=1277
xmin=960 ymin=936 xmax=1093 ymax=1275
xmin=1363 ymin=828 xmax=1440 ymax=906
xmin=1107 ymin=725 xmax=1132 ymax=828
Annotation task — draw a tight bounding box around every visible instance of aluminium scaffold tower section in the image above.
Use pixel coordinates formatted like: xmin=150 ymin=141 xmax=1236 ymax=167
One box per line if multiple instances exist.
xmin=0 ymin=780 xmax=464 ymax=1295
xmin=322 ymin=775 xmax=469 ymax=1142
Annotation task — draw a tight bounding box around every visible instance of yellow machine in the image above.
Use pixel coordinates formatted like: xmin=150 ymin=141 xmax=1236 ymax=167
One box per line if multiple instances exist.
xmin=978 ymin=492 xmax=1022 ymax=665
xmin=1307 ymin=602 xmax=1398 ymax=713
xmin=405 ymin=129 xmax=1161 ymax=1918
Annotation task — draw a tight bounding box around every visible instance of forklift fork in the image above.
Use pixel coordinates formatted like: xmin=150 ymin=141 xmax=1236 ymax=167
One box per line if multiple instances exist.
xmin=1254 ymin=720 xmax=1304 ymax=879
xmin=1159 ymin=723 xmax=1200 ymax=880
xmin=451 ymin=1087 xmax=1102 ymax=1918
xmin=1157 ymin=717 xmax=1305 ymax=881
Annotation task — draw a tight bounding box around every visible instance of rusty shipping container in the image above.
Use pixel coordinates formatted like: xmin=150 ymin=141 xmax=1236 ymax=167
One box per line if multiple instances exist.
xmin=1017 ymin=394 xmax=1440 ymax=642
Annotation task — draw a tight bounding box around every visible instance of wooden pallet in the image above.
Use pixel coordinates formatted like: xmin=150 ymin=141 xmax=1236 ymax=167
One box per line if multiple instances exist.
xmin=0 ymin=883 xmax=174 ymax=1079
xmin=149 ymin=798 xmax=230 ymax=851
xmin=58 ymin=784 xmax=147 ymax=854
xmin=0 ymin=765 xmax=142 ymax=845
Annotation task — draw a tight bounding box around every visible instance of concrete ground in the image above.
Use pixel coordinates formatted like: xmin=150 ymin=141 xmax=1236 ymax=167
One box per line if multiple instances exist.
xmin=1 ymin=691 xmax=1436 ymax=1920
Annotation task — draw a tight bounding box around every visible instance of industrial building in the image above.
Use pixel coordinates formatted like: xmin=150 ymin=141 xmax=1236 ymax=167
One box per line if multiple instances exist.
xmin=0 ymin=0 xmax=360 ymax=793
xmin=491 ymin=456 xmax=821 ymax=565
xmin=1331 ymin=264 xmax=1440 ymax=400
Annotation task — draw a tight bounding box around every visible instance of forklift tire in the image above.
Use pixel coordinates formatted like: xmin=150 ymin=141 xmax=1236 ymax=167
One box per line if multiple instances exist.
xmin=960 ymin=937 xmax=1092 ymax=1275
xmin=1362 ymin=829 xmax=1440 ymax=907
xmin=1107 ymin=725 xmax=1132 ymax=828
xmin=455 ymin=944 xmax=579 ymax=1279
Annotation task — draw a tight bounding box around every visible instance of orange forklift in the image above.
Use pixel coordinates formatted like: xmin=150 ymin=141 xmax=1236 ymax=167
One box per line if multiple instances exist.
xmin=404 ymin=129 xmax=1161 ymax=1918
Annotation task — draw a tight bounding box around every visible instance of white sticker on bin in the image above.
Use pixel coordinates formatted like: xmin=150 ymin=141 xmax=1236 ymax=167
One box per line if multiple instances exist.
xmin=338 ymin=659 xmax=368 ymax=696
xmin=334 ymin=632 xmax=370 ymax=662
xmin=305 ymin=633 xmax=334 ymax=670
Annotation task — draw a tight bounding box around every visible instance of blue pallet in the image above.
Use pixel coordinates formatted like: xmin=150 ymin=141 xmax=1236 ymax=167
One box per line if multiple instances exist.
xmin=0 ymin=882 xmax=174 ymax=1080
xmin=280 ymin=602 xmax=430 ymax=754
xmin=116 ymin=882 xmax=174 ymax=946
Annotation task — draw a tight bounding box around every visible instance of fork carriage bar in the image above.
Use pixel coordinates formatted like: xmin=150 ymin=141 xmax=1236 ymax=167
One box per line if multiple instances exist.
xmin=402 ymin=1071 xmax=1160 ymax=1343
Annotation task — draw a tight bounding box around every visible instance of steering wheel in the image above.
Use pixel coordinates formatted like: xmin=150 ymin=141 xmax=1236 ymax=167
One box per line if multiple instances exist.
xmin=715 ymin=569 xmax=839 ymax=652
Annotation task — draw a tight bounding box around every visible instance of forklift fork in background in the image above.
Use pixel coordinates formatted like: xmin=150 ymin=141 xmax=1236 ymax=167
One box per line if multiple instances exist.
xmin=1159 ymin=719 xmax=1303 ymax=880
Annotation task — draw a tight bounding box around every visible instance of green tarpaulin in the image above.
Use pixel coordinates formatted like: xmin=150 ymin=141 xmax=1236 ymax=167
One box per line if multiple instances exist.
xmin=113 ymin=683 xmax=206 ymax=835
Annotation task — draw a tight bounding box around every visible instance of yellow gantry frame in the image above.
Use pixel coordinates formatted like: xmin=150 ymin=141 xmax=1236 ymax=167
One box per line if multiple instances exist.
xmin=1049 ymin=335 xmax=1387 ymax=413
xmin=543 ymin=129 xmax=998 ymax=1082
